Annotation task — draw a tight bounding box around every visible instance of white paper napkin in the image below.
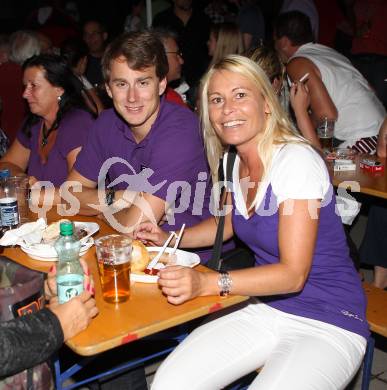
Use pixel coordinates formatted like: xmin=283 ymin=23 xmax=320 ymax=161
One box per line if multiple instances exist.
xmin=335 ymin=195 xmax=361 ymax=225
xmin=0 ymin=218 xmax=47 ymax=246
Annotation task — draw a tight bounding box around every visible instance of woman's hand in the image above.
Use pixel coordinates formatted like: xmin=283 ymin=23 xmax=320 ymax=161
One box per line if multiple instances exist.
xmin=44 ymin=258 xmax=95 ymax=299
xmin=158 ymin=266 xmax=207 ymax=305
xmin=48 ymin=291 xmax=98 ymax=341
xmin=290 ymin=81 xmax=311 ymax=115
xmin=134 ymin=222 xmax=171 ymax=246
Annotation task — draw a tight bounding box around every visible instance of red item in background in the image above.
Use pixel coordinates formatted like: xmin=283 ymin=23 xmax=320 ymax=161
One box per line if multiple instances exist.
xmin=359 ymin=159 xmax=385 ymax=173
xmin=315 ymin=0 xmax=345 ymax=48
xmin=165 ymin=87 xmax=187 ymax=108
xmin=352 ymin=0 xmax=387 ymax=56
xmin=0 ymin=62 xmax=26 ymax=143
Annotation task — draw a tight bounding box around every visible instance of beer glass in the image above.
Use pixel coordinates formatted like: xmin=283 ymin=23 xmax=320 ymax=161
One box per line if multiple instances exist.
xmin=317 ymin=118 xmax=335 ymax=152
xmin=95 ymin=235 xmax=132 ymax=303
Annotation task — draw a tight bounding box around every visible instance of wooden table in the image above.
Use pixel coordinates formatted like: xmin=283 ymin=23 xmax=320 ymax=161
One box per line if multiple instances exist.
xmin=330 ymin=156 xmax=387 ymax=199
xmin=3 ymin=214 xmax=248 ymax=358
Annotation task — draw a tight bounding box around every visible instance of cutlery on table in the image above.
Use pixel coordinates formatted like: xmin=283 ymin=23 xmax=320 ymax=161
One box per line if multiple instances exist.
xmin=145 ymin=231 xmax=176 ymax=274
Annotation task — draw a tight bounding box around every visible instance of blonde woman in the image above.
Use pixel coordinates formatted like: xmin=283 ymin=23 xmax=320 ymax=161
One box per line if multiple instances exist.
xmin=136 ymin=55 xmax=368 ymax=389
xmin=208 ymin=23 xmax=245 ymax=67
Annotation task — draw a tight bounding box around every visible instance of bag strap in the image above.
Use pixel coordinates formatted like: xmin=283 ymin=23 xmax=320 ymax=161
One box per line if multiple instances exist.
xmin=207 ymin=147 xmax=237 ymax=270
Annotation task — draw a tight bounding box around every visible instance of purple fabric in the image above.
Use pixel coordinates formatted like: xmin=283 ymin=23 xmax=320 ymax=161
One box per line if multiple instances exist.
xmin=17 ymin=109 xmax=93 ymax=187
xmin=232 ymin=184 xmax=369 ymax=339
xmin=74 ymin=99 xmax=215 ymax=261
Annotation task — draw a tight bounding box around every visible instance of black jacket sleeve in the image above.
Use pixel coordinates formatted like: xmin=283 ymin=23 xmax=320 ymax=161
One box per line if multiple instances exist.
xmin=0 ymin=308 xmax=64 ymax=378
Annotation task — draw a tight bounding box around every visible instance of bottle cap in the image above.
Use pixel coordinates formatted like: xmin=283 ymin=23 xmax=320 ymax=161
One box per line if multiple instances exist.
xmin=59 ymin=221 xmax=74 ymax=236
xmin=0 ymin=169 xmax=10 ymax=178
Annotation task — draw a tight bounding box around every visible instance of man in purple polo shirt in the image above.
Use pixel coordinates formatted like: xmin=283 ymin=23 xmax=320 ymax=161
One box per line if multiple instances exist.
xmin=68 ymin=30 xmax=212 ymax=255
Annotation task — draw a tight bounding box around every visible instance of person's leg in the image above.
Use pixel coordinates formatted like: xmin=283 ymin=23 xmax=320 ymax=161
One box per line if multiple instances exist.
xmin=249 ymin=312 xmax=366 ymax=390
xmin=360 ymin=205 xmax=387 ymax=287
xmin=151 ymin=301 xmax=279 ymax=390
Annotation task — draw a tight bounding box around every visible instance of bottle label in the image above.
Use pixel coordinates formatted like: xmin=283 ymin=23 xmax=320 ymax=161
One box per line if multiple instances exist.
xmin=0 ymin=197 xmax=19 ymax=227
xmin=57 ymin=274 xmax=84 ymax=304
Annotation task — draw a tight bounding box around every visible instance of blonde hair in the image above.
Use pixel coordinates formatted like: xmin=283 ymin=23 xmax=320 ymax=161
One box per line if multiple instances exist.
xmin=248 ymin=46 xmax=285 ymax=85
xmin=210 ymin=23 xmax=245 ymax=67
xmin=200 ymin=54 xmax=305 ymax=208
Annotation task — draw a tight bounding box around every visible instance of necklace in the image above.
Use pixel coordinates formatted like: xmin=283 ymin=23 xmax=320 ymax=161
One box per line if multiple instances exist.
xmin=41 ymin=123 xmax=55 ymax=147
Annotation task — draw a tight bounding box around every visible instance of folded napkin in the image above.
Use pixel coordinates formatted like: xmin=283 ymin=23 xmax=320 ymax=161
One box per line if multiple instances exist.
xmin=0 ymin=218 xmax=47 ymax=247
xmin=335 ymin=195 xmax=361 ymax=225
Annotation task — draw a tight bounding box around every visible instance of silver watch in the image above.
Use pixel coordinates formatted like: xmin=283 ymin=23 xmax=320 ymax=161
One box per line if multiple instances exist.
xmin=217 ymin=271 xmax=232 ymax=296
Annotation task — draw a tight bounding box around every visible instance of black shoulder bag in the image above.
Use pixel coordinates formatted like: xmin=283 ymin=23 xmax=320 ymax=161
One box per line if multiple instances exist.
xmin=206 ymin=148 xmax=256 ymax=271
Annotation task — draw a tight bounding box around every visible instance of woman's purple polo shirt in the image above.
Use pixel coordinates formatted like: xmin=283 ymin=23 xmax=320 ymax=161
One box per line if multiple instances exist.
xmin=17 ymin=108 xmax=94 ymax=187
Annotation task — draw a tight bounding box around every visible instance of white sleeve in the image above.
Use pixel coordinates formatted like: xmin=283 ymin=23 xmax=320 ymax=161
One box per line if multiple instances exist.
xmin=270 ymin=144 xmax=330 ymax=204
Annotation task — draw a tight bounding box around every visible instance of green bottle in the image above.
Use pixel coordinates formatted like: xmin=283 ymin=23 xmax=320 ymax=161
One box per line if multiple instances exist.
xmin=55 ymin=221 xmax=84 ymax=304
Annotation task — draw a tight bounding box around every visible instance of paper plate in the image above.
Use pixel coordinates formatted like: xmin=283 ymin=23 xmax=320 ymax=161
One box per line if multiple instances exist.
xmin=20 ymin=238 xmax=94 ymax=261
xmin=20 ymin=222 xmax=99 ymax=261
xmin=131 ymin=247 xmax=200 ymax=283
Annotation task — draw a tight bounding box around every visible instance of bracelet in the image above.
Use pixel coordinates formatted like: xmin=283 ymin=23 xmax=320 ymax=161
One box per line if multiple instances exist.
xmin=217 ymin=271 xmax=232 ymax=296
xmin=105 ymin=188 xmax=115 ymax=206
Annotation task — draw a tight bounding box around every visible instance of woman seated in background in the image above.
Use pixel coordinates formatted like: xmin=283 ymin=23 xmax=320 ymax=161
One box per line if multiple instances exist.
xmin=0 ymin=54 xmax=95 ymax=187
xmin=248 ymin=45 xmax=322 ymax=150
xmin=0 ymin=259 xmax=98 ymax=378
xmin=136 ymin=55 xmax=368 ymax=389
xmin=207 ymin=22 xmax=245 ymax=68
xmin=61 ymin=38 xmax=104 ymax=115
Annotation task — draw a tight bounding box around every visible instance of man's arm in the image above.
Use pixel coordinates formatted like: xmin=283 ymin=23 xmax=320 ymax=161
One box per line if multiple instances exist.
xmin=376 ymin=117 xmax=387 ymax=158
xmin=65 ymin=169 xmax=144 ymax=221
xmin=112 ymin=192 xmax=166 ymax=235
xmin=287 ymin=57 xmax=338 ymax=123
xmin=65 ymin=169 xmax=101 ymax=215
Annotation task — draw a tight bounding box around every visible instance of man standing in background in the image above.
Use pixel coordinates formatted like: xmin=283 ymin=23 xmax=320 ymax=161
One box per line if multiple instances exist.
xmin=83 ymin=19 xmax=108 ymax=88
xmin=153 ymin=0 xmax=210 ymax=103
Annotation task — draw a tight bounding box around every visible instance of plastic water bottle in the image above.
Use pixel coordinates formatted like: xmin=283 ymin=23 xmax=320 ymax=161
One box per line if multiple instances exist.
xmin=55 ymin=221 xmax=84 ymax=304
xmin=0 ymin=169 xmax=20 ymax=232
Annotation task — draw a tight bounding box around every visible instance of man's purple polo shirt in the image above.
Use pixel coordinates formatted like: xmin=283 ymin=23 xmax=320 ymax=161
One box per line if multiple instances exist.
xmin=17 ymin=108 xmax=94 ymax=187
xmin=74 ymin=99 xmax=214 ymax=260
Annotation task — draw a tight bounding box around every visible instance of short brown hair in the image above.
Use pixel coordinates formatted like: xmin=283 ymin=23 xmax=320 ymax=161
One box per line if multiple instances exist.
xmin=274 ymin=11 xmax=314 ymax=46
xmin=102 ymin=30 xmax=168 ymax=82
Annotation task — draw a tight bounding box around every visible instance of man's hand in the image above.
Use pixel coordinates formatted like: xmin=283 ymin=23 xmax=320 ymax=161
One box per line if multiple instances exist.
xmin=134 ymin=222 xmax=171 ymax=247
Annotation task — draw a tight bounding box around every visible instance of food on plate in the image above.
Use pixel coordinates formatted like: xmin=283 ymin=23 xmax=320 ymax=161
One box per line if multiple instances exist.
xmin=131 ymin=240 xmax=151 ymax=272
xmin=131 ymin=240 xmax=173 ymax=274
xmin=75 ymin=227 xmax=88 ymax=240
xmin=42 ymin=219 xmax=70 ymax=242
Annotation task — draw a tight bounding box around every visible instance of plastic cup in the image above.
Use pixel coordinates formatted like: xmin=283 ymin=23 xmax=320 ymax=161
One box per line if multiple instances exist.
xmin=95 ymin=235 xmax=132 ymax=303
xmin=8 ymin=174 xmax=30 ymax=224
xmin=317 ymin=118 xmax=335 ymax=152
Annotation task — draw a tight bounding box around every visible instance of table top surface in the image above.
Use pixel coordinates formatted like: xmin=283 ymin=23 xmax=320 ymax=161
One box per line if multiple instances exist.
xmin=5 ymin=154 xmax=384 ymax=356
xmin=2 ymin=213 xmax=248 ymax=356
xmin=330 ymin=155 xmax=386 ymax=199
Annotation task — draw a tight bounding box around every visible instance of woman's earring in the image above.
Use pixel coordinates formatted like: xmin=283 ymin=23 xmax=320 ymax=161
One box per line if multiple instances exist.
xmin=57 ymin=95 xmax=62 ymax=102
